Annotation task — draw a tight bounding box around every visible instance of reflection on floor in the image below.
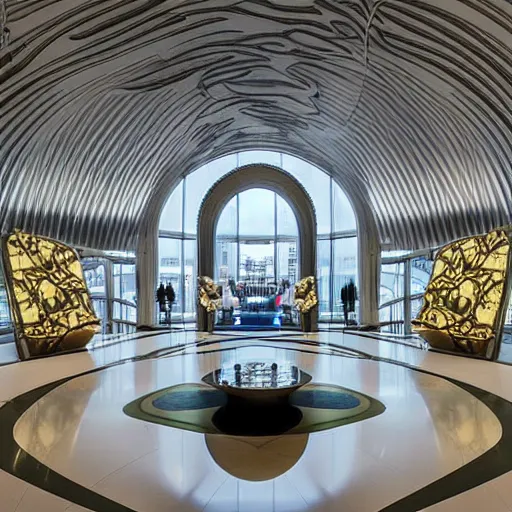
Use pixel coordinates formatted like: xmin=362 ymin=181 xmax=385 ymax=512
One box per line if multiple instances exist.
xmin=2 ymin=330 xmax=512 ymax=511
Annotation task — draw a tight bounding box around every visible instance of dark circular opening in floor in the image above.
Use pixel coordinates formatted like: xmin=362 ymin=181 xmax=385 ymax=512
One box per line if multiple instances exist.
xmin=212 ymin=403 xmax=303 ymax=436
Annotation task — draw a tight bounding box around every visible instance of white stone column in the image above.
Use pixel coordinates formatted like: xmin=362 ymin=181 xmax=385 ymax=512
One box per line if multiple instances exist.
xmin=357 ymin=228 xmax=380 ymax=325
xmin=136 ymin=214 xmax=159 ymax=328
xmin=334 ymin=177 xmax=381 ymax=326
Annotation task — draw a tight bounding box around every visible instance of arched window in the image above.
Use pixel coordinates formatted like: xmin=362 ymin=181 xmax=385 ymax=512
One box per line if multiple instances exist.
xmin=158 ymin=151 xmax=358 ymax=323
xmin=216 ymin=189 xmax=299 ymax=285
xmin=213 ymin=188 xmax=299 ymax=327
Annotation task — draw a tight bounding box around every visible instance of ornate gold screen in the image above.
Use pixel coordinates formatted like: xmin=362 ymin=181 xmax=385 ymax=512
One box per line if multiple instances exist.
xmin=412 ymin=230 xmax=511 ymax=358
xmin=294 ymin=276 xmax=318 ymax=313
xmin=2 ymin=230 xmax=100 ymax=359
xmin=197 ymin=276 xmax=221 ymax=313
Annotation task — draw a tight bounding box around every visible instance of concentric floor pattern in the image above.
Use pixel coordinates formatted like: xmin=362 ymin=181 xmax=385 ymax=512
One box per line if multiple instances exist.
xmin=1 ymin=330 xmax=512 ymax=511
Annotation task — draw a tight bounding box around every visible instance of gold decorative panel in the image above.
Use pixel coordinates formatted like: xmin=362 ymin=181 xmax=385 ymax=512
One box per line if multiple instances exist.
xmin=2 ymin=230 xmax=100 ymax=359
xmin=294 ymin=276 xmax=318 ymax=314
xmin=197 ymin=276 xmax=221 ymax=313
xmin=412 ymin=230 xmax=511 ymax=358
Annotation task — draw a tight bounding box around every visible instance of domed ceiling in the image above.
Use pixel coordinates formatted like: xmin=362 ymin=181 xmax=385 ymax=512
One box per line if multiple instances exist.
xmin=0 ymin=0 xmax=511 ymax=250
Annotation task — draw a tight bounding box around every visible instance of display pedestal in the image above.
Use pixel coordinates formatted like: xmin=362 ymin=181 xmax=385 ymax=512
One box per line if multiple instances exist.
xmin=202 ymin=362 xmax=312 ymax=436
xmin=301 ymin=313 xmax=311 ymax=332
xmin=300 ymin=308 xmax=318 ymax=332
xmin=197 ymin=306 xmax=215 ymax=333
xmin=212 ymin=401 xmax=302 ymax=436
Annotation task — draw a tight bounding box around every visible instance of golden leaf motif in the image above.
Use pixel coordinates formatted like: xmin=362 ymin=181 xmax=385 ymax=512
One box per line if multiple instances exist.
xmin=294 ymin=276 xmax=318 ymax=313
xmin=412 ymin=230 xmax=511 ymax=357
xmin=197 ymin=276 xmax=221 ymax=312
xmin=2 ymin=231 xmax=100 ymax=357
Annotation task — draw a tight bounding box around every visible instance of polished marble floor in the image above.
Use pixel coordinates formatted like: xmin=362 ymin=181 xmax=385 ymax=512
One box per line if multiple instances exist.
xmin=2 ymin=330 xmax=512 ymax=511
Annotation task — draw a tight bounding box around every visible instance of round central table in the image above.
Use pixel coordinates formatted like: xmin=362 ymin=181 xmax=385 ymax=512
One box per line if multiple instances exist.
xmin=202 ymin=362 xmax=312 ymax=435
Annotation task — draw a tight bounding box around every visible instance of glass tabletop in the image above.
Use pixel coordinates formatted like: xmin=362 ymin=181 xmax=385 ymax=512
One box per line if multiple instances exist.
xmin=213 ymin=362 xmax=301 ymax=389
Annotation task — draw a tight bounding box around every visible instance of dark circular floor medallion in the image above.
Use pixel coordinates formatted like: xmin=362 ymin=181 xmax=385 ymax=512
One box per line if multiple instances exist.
xmin=152 ymin=389 xmax=226 ymax=411
xmin=124 ymin=382 xmax=385 ymax=436
xmin=290 ymin=389 xmax=361 ymax=409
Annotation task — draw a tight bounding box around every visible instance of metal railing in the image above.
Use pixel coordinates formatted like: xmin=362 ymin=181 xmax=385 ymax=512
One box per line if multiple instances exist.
xmin=379 ymin=292 xmax=512 ymax=337
xmin=91 ymin=296 xmax=137 ymax=334
xmin=506 ymin=302 xmax=512 ymax=326
xmin=379 ymin=248 xmax=435 ymax=335
xmin=378 ymin=293 xmax=424 ymax=335
xmin=0 ymin=301 xmax=11 ymax=331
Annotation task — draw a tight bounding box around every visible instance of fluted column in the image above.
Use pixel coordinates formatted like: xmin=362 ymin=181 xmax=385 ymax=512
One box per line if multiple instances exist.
xmin=136 ymin=215 xmax=159 ymax=328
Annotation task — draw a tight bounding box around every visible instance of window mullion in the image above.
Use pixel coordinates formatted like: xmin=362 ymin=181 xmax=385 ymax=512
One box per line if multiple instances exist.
xmin=181 ymin=178 xmax=186 ymax=317
xmin=329 ymin=177 xmax=334 ymax=322
xmin=404 ymin=258 xmax=412 ymax=335
xmin=236 ymin=193 xmax=240 ymax=282
xmin=274 ymin=192 xmax=278 ymax=280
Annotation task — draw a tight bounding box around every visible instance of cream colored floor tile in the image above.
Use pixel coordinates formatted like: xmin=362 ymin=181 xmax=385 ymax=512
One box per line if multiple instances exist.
xmin=11 ymin=346 xmax=502 ymax=512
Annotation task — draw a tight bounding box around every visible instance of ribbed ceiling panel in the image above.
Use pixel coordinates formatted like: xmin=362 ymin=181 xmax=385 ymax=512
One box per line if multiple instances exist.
xmin=0 ymin=0 xmax=511 ymax=250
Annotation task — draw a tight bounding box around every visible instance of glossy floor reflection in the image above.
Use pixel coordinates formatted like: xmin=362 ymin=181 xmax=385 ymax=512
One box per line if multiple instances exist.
xmin=2 ymin=331 xmax=512 ymax=511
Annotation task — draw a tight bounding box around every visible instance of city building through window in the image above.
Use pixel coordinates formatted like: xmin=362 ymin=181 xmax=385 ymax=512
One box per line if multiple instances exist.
xmin=214 ymin=188 xmax=299 ymax=328
xmin=158 ymin=151 xmax=358 ymax=323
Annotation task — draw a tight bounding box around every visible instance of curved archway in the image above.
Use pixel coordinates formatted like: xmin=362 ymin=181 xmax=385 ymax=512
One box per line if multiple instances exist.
xmin=138 ymin=153 xmax=379 ymax=327
xmin=198 ymin=165 xmax=317 ymax=280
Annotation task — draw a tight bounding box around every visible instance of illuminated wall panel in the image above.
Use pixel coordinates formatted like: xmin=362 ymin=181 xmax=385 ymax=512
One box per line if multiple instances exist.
xmin=2 ymin=231 xmax=100 ymax=359
xmin=412 ymin=230 xmax=511 ymax=359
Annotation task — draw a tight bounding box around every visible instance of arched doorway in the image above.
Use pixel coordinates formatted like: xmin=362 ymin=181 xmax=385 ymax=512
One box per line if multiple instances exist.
xmin=149 ymin=151 xmax=367 ymax=329
xmin=214 ymin=188 xmax=300 ymax=328
xmin=198 ymin=165 xmax=317 ymax=328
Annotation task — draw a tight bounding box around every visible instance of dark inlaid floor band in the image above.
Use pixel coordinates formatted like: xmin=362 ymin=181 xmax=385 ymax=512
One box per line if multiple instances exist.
xmin=269 ymin=338 xmax=512 ymax=511
xmin=380 ymin=379 xmax=512 ymax=511
xmin=0 ymin=378 xmax=137 ymax=512
xmin=123 ymin=382 xmax=382 ymax=436
xmin=0 ymin=335 xmax=510 ymax=512
xmin=0 ymin=337 xmax=368 ymax=511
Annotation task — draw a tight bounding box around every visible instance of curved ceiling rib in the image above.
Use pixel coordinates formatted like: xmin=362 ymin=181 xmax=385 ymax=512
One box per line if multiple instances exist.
xmin=0 ymin=0 xmax=511 ymax=250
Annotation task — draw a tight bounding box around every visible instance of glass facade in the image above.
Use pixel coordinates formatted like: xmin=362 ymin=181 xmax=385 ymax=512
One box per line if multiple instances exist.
xmin=380 ymin=263 xmax=405 ymax=305
xmin=184 ymin=240 xmax=197 ymax=315
xmin=83 ymin=256 xmax=137 ymax=334
xmin=114 ymin=263 xmax=136 ymax=303
xmin=83 ymin=261 xmax=107 ymax=332
xmin=411 ymin=256 xmax=433 ymax=296
xmin=215 ymin=189 xmax=298 ymax=282
xmin=0 ymin=258 xmax=11 ymax=330
xmin=214 ymin=188 xmax=298 ymax=328
xmin=316 ymin=239 xmax=331 ymax=317
xmin=158 ymin=238 xmax=182 ymax=317
xmin=158 ymin=151 xmax=358 ymax=323
xmin=379 ymin=251 xmax=435 ymax=334
xmin=159 ymin=180 xmax=183 ymax=233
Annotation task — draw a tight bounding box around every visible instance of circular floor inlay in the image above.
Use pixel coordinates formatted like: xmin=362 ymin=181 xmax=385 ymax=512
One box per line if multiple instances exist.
xmin=124 ymin=383 xmax=385 ymax=436
xmin=152 ymin=389 xmax=226 ymax=411
xmin=290 ymin=389 xmax=361 ymax=409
